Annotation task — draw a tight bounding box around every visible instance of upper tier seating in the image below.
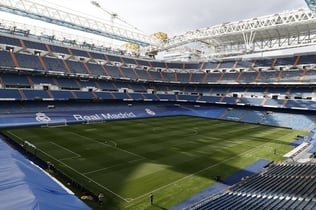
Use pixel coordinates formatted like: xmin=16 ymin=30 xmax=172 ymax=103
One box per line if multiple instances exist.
xmin=0 ymin=73 xmax=30 ymax=87
xmin=23 ymin=40 xmax=47 ymax=51
xmin=22 ymin=89 xmax=50 ymax=99
xmin=69 ymin=48 xmax=89 ymax=57
xmin=275 ymin=56 xmax=296 ymax=66
xmin=0 ymin=36 xmax=21 ymax=46
xmin=104 ymin=65 xmax=122 ymax=78
xmin=42 ymin=57 xmax=68 ymax=73
xmin=254 ymin=58 xmax=274 ymax=67
xmin=0 ymin=89 xmax=22 ymax=99
xmin=0 ymin=51 xmax=15 ymax=68
xmin=66 ymin=60 xmax=89 ymax=74
xmin=15 ymin=53 xmax=43 ymax=70
xmin=298 ymin=54 xmax=316 ymax=65
xmin=47 ymin=44 xmax=69 ymax=54
xmin=167 ymin=62 xmax=183 ymax=69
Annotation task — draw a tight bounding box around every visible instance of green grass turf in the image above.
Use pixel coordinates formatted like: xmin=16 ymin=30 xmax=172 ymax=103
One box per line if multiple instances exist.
xmin=2 ymin=116 xmax=307 ymax=210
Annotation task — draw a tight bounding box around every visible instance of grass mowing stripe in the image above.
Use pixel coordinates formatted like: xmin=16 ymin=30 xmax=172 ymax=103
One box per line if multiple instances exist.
xmin=83 ymin=158 xmax=144 ymax=175
xmin=3 ymin=116 xmax=307 ymax=210
xmin=125 ymin=130 xmax=279 ymax=206
xmin=6 ymin=130 xmax=130 ymax=203
xmin=48 ymin=142 xmax=81 ymax=159
xmin=68 ymin=131 xmax=148 ymax=161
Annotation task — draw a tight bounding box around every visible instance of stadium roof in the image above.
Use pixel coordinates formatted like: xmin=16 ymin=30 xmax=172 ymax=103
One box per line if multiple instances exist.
xmin=0 ymin=0 xmax=161 ymax=47
xmin=156 ymin=9 xmax=316 ymax=58
xmin=1 ymin=0 xmax=316 ymax=59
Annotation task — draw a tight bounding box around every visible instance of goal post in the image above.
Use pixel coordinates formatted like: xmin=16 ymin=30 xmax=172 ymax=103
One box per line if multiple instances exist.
xmin=44 ymin=119 xmax=68 ymax=128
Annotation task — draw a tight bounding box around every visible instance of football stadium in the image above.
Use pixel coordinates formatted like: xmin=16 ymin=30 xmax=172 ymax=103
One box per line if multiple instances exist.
xmin=1 ymin=0 xmax=316 ymax=209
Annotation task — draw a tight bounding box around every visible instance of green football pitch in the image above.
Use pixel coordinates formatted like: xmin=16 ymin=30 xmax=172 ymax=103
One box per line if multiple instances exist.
xmin=2 ymin=116 xmax=307 ymax=210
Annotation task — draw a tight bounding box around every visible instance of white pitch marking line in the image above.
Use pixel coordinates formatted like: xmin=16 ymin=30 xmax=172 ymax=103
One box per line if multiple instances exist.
xmin=49 ymin=141 xmax=81 ymax=158
xmin=7 ymin=131 xmax=130 ymax=203
xmin=70 ymin=132 xmax=147 ymax=160
xmin=83 ymin=158 xmax=143 ymax=175
xmin=126 ymin=136 xmax=290 ymax=205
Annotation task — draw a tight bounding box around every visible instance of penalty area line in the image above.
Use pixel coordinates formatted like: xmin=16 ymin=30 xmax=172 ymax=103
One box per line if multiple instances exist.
xmin=70 ymin=132 xmax=147 ymax=160
xmin=7 ymin=131 xmax=130 ymax=203
xmin=83 ymin=158 xmax=144 ymax=175
xmin=49 ymin=141 xmax=81 ymax=159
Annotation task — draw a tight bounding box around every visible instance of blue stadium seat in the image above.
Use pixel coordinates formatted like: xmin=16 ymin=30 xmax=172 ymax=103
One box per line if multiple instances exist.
xmin=0 ymin=50 xmax=15 ymax=68
xmin=203 ymin=72 xmax=222 ymax=83
xmin=94 ymin=91 xmax=114 ymax=99
xmin=66 ymin=60 xmax=88 ymax=74
xmin=149 ymin=71 xmax=163 ymax=81
xmin=236 ymin=60 xmax=253 ymax=68
xmin=136 ymin=59 xmax=150 ymax=66
xmin=0 ymin=73 xmax=30 ymax=86
xmin=50 ymin=90 xmax=74 ymax=100
xmin=86 ymin=62 xmax=106 ymax=76
xmin=23 ymin=40 xmax=47 ymax=51
xmin=55 ymin=77 xmax=79 ymax=89
xmin=167 ymin=62 xmax=183 ymax=69
xmin=89 ymin=52 xmax=106 ymax=60
xmin=177 ymin=94 xmax=198 ymax=102
xmin=70 ymin=48 xmax=89 ymax=57
xmin=22 ymin=89 xmax=50 ymax=100
xmin=219 ymin=61 xmax=235 ymax=69
xmin=162 ymin=72 xmax=175 ymax=82
xmin=48 ymin=44 xmax=69 ymax=54
xmin=177 ymin=72 xmax=190 ymax=83
xmin=106 ymin=54 xmax=122 ymax=63
xmin=151 ymin=61 xmax=166 ymax=68
xmin=134 ymin=69 xmax=151 ymax=80
xmin=0 ymin=35 xmax=21 ymax=46
xmin=238 ymin=71 xmax=257 ymax=83
xmin=202 ymin=62 xmax=218 ymax=69
xmin=128 ymin=93 xmax=144 ymax=101
xmin=73 ymin=91 xmax=95 ymax=99
xmin=0 ymin=88 xmax=22 ymax=99
xmin=254 ymin=58 xmax=274 ymax=67
xmin=185 ymin=63 xmax=201 ymax=70
xmin=96 ymin=80 xmax=116 ymax=90
xmin=104 ymin=65 xmax=122 ymax=78
xmin=121 ymin=57 xmax=137 ymax=65
xmin=120 ymin=66 xmax=138 ymax=80
xmin=191 ymin=73 xmax=205 ymax=83
xmin=298 ymin=54 xmax=316 ymax=64
xmin=220 ymin=72 xmax=238 ymax=83
xmin=42 ymin=57 xmax=68 ymax=73
xmin=15 ymin=53 xmax=43 ymax=70
xmin=275 ymin=56 xmax=296 ymax=66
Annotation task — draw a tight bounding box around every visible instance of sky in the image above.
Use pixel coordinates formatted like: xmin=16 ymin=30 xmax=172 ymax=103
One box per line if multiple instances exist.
xmin=0 ymin=0 xmax=308 ymax=37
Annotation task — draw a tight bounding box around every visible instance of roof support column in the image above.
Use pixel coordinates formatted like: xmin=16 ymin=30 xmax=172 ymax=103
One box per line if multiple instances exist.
xmin=242 ymin=31 xmax=256 ymax=52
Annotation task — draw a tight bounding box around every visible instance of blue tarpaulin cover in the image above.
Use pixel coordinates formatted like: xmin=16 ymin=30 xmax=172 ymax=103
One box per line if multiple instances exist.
xmin=308 ymin=138 xmax=316 ymax=153
xmin=0 ymin=138 xmax=91 ymax=210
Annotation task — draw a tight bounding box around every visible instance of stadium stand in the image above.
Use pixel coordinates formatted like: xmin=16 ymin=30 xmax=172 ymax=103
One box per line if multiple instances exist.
xmin=190 ymin=162 xmax=316 ymax=210
xmin=0 ymin=50 xmax=16 ymax=68
xmin=1 ymin=4 xmax=316 ymax=209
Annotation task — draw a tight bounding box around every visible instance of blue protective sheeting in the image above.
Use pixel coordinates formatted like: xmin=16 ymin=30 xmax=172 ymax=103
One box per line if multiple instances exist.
xmin=308 ymin=139 xmax=316 ymax=153
xmin=0 ymin=104 xmax=225 ymax=128
xmin=0 ymin=138 xmax=91 ymax=210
